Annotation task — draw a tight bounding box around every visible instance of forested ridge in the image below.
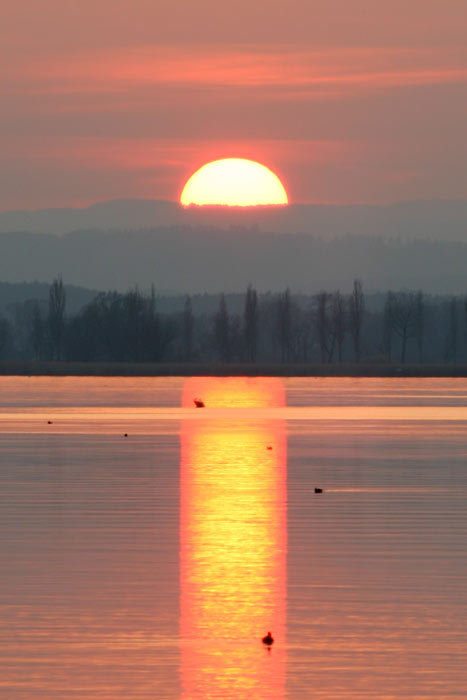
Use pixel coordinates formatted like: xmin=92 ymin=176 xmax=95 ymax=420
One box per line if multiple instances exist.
xmin=2 ymin=228 xmax=467 ymax=294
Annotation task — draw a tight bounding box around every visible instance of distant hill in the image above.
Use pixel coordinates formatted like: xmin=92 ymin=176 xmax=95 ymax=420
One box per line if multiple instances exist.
xmin=0 ymin=281 xmax=99 ymax=315
xmin=1 ymin=227 xmax=466 ymax=294
xmin=0 ymin=198 xmax=466 ymax=242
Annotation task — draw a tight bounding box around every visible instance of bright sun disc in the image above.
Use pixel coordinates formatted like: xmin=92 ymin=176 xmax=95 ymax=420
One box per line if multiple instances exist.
xmin=180 ymin=158 xmax=288 ymax=207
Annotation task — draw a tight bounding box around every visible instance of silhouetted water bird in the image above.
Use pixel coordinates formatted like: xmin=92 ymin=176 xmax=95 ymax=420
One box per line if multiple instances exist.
xmin=193 ymin=398 xmax=205 ymax=408
xmin=262 ymin=632 xmax=274 ymax=645
xmin=124 ymin=433 xmax=128 ymax=437
xmin=314 ymin=487 xmax=323 ymax=494
xmin=47 ymin=421 xmax=52 ymax=424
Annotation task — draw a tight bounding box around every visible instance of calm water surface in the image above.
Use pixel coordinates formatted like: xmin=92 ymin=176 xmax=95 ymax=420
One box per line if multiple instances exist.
xmin=1 ymin=376 xmax=466 ymax=699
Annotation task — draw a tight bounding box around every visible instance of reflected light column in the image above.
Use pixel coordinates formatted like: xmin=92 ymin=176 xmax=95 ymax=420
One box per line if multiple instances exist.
xmin=180 ymin=378 xmax=287 ymax=699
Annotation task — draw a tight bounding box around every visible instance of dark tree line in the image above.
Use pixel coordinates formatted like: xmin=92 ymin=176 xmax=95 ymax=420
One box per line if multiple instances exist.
xmin=1 ymin=277 xmax=467 ymax=365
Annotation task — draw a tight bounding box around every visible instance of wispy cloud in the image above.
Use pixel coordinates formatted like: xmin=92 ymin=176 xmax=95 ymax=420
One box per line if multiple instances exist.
xmin=4 ymin=136 xmax=350 ymax=171
xmin=5 ymin=45 xmax=467 ymax=98
xmin=1 ymin=43 xmax=466 ymax=208
xmin=0 ymin=135 xmax=355 ymax=206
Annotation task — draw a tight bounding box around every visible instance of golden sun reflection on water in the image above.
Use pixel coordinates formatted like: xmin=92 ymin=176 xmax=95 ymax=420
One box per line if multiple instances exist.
xmin=180 ymin=378 xmax=287 ymax=699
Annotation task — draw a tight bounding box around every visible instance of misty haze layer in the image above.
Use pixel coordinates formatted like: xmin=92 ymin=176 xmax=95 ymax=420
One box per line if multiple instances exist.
xmin=0 ymin=200 xmax=466 ymax=294
xmin=1 ymin=232 xmax=466 ymax=296
xmin=1 ymin=199 xmax=467 ymax=240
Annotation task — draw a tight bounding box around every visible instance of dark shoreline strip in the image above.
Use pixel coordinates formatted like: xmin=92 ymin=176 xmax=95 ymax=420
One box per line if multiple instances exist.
xmin=1 ymin=361 xmax=467 ymax=378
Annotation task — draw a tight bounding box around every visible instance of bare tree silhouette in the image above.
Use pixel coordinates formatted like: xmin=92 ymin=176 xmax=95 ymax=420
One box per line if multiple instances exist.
xmin=349 ymin=279 xmax=365 ymax=363
xmin=331 ymin=291 xmax=346 ymax=363
xmin=275 ymin=288 xmax=292 ymax=363
xmin=243 ymin=284 xmax=259 ymax=363
xmin=414 ymin=291 xmax=425 ymax=363
xmin=30 ymin=302 xmax=45 ymax=360
xmin=313 ymin=291 xmax=333 ymax=363
xmin=464 ymin=295 xmax=467 ymax=362
xmin=214 ymin=294 xmax=230 ymax=362
xmin=444 ymin=296 xmax=459 ymax=364
xmin=183 ymin=295 xmax=194 ymax=361
xmin=387 ymin=291 xmax=418 ymax=364
xmin=0 ymin=317 xmax=8 ymax=359
xmin=48 ymin=276 xmax=66 ymax=360
xmin=382 ymin=291 xmax=394 ymax=362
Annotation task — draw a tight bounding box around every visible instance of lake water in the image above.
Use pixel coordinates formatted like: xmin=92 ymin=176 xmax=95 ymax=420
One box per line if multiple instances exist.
xmin=1 ymin=376 xmax=466 ymax=699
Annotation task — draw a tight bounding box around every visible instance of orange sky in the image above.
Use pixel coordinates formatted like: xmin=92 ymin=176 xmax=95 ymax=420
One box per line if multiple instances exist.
xmin=1 ymin=0 xmax=466 ymax=209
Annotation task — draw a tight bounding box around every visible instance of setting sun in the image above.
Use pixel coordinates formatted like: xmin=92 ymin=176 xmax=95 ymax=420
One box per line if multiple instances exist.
xmin=180 ymin=158 xmax=288 ymax=207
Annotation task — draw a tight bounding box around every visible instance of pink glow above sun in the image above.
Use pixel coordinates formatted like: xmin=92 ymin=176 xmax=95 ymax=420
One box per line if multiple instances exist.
xmin=180 ymin=158 xmax=288 ymax=207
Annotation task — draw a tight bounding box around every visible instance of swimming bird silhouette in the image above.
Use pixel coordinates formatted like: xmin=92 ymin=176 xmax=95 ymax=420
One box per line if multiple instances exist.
xmin=262 ymin=631 xmax=274 ymax=645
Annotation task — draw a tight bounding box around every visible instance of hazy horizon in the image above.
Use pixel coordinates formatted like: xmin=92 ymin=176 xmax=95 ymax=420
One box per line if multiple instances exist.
xmin=2 ymin=194 xmax=467 ymax=214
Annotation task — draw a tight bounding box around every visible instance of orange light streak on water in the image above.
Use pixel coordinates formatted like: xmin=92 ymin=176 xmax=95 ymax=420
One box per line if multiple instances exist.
xmin=180 ymin=378 xmax=287 ymax=699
